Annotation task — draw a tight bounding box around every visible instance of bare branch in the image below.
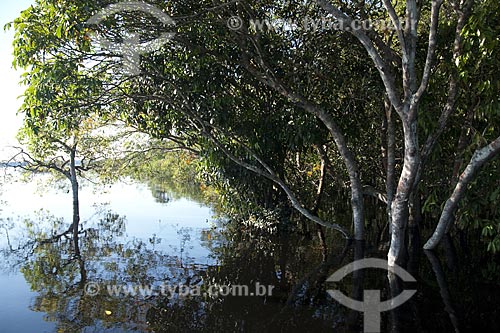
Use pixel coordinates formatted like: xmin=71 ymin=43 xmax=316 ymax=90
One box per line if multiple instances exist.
xmin=382 ymin=0 xmax=407 ymax=53
xmin=414 ymin=0 xmax=474 ymax=188
xmin=316 ymin=0 xmax=401 ymax=110
xmin=8 ymin=147 xmax=71 ymax=180
xmin=415 ymin=0 xmax=444 ymax=102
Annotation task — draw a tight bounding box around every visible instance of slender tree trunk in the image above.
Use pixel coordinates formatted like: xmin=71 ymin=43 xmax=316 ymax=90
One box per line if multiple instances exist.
xmin=313 ymin=145 xmax=328 ymax=260
xmin=424 ymin=136 xmax=500 ymax=249
xmin=241 ymin=60 xmax=364 ymax=240
xmin=69 ymin=148 xmax=80 ymax=253
xmin=315 ymin=110 xmax=364 ymax=241
xmin=385 ymin=99 xmax=396 ymax=236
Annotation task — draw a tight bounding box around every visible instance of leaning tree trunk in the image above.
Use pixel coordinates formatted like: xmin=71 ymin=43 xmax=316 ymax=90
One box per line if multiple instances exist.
xmin=241 ymin=58 xmax=365 ymax=241
xmin=315 ymin=110 xmax=365 ymax=241
xmin=424 ymin=136 xmax=500 ymax=250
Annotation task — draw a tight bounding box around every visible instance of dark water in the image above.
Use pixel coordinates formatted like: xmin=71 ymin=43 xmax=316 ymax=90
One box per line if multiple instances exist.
xmin=0 ymin=175 xmax=499 ymax=332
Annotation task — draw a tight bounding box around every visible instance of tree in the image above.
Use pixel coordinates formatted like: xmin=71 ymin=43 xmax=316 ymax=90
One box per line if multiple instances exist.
xmin=9 ymin=7 xmax=115 ymax=249
xmin=314 ymin=0 xmax=499 ymax=265
xmin=10 ymin=0 xmax=500 ymax=265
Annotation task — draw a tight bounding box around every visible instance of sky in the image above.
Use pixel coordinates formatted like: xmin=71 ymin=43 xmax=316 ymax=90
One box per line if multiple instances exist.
xmin=0 ymin=0 xmax=34 ymax=159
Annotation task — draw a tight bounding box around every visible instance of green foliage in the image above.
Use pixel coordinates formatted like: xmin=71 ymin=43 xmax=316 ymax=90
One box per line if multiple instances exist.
xmin=9 ymin=0 xmax=500 ymax=255
xmin=123 ymin=144 xmax=213 ymax=205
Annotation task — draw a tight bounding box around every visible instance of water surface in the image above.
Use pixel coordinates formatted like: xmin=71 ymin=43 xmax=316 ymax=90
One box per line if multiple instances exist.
xmin=1 ymin=173 xmax=499 ymax=332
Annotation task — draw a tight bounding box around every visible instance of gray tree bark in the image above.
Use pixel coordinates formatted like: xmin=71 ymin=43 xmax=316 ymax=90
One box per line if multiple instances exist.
xmin=424 ymin=136 xmax=500 ymax=249
xmin=316 ymin=0 xmax=445 ymax=266
xmin=241 ymin=58 xmax=365 ymax=240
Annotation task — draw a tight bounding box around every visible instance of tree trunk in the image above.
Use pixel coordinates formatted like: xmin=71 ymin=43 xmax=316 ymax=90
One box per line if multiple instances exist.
xmin=315 ymin=110 xmax=364 ymax=241
xmin=385 ymin=100 xmax=396 ymax=236
xmin=388 ymin=114 xmax=420 ymax=267
xmin=313 ymin=146 xmax=328 ymax=260
xmin=69 ymin=148 xmax=80 ymax=254
xmin=424 ymin=136 xmax=500 ymax=249
xmin=241 ymin=60 xmax=364 ymax=240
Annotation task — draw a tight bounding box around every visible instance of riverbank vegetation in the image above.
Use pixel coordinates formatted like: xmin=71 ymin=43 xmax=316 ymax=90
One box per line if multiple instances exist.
xmin=6 ymin=0 xmax=499 ymax=271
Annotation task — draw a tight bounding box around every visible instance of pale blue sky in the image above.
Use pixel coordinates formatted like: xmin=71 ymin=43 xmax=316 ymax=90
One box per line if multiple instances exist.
xmin=0 ymin=0 xmax=34 ymax=159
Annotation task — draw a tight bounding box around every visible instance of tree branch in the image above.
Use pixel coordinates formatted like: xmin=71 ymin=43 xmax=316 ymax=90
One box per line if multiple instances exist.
xmin=415 ymin=0 xmax=444 ymax=102
xmin=316 ymin=0 xmax=401 ymax=110
xmin=424 ymin=136 xmax=500 ymax=249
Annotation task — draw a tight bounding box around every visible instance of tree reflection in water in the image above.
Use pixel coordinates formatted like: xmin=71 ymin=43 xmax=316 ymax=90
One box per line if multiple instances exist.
xmin=2 ymin=210 xmax=199 ymax=332
xmin=3 ymin=204 xmax=497 ymax=332
xmin=1 ymin=208 xmax=359 ymax=332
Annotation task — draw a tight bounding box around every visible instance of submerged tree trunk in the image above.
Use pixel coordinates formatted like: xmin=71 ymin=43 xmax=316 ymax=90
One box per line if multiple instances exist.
xmin=241 ymin=58 xmax=365 ymax=241
xmin=408 ymin=191 xmax=422 ymax=275
xmin=315 ymin=110 xmax=365 ymax=241
xmin=346 ymin=240 xmax=365 ymax=331
xmin=388 ymin=114 xmax=420 ymax=267
xmin=424 ymin=136 xmax=500 ymax=249
xmin=313 ymin=146 xmax=328 ymax=260
xmin=69 ymin=148 xmax=80 ymax=253
xmin=315 ymin=0 xmax=429 ymax=266
xmin=10 ymin=141 xmax=83 ymax=253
